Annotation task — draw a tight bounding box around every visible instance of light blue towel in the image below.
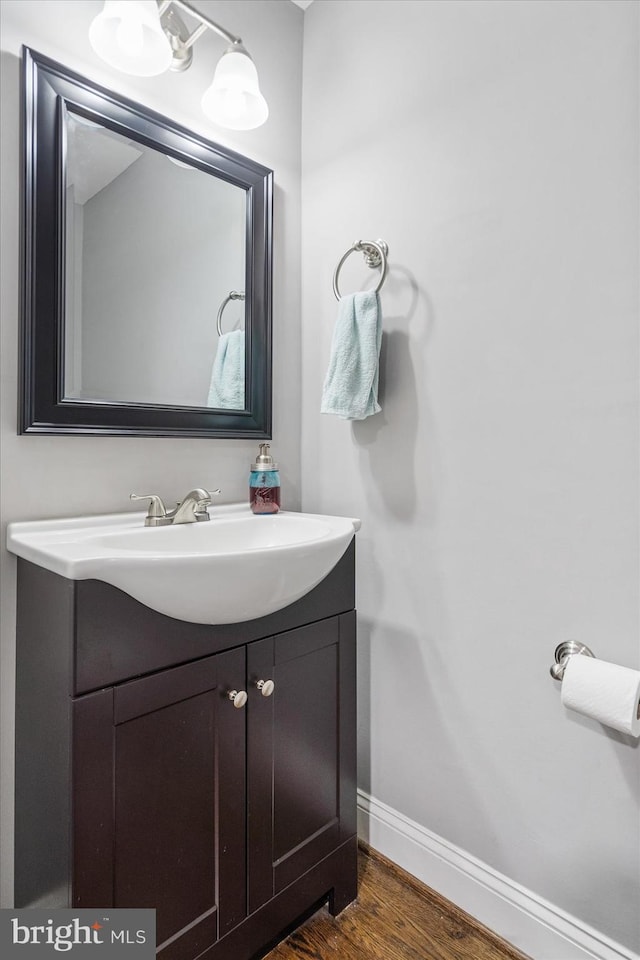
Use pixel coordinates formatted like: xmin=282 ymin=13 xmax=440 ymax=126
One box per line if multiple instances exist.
xmin=320 ymin=291 xmax=382 ymax=420
xmin=208 ymin=330 xmax=245 ymax=409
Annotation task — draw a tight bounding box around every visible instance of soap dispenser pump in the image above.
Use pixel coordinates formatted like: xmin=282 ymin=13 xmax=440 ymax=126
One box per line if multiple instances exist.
xmin=250 ymin=443 xmax=281 ymax=514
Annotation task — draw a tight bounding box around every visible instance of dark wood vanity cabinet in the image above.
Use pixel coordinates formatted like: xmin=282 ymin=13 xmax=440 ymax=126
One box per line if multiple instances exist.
xmin=72 ymin=647 xmax=247 ymax=956
xmin=15 ymin=543 xmax=357 ymax=960
xmin=247 ymin=618 xmax=356 ymax=915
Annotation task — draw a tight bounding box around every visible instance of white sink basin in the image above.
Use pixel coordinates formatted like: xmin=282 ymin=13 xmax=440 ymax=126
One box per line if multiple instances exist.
xmin=6 ymin=504 xmax=360 ymax=624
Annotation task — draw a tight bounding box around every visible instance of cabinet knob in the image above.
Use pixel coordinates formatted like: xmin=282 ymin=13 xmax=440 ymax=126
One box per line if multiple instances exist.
xmin=256 ymin=679 xmax=275 ymax=697
xmin=228 ymin=689 xmax=248 ymax=709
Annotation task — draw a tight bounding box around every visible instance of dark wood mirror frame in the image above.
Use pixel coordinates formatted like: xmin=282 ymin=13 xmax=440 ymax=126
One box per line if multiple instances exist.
xmin=20 ymin=48 xmax=273 ymax=437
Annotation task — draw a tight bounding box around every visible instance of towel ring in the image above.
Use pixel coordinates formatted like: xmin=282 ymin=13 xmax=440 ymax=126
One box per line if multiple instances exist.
xmin=333 ymin=239 xmax=389 ymax=301
xmin=216 ymin=291 xmax=245 ymax=337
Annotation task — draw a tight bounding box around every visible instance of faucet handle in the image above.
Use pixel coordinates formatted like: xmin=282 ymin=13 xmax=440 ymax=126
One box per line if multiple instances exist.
xmin=192 ymin=488 xmax=222 ymax=505
xmin=130 ymin=493 xmax=167 ymax=520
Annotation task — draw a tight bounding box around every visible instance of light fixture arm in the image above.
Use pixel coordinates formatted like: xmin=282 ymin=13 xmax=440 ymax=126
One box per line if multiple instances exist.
xmin=166 ymin=0 xmax=242 ymax=48
xmin=180 ymin=22 xmax=208 ymax=51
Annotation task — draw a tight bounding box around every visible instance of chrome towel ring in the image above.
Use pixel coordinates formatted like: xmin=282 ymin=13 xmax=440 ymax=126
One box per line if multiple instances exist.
xmin=216 ymin=290 xmax=245 ymax=337
xmin=333 ymin=239 xmax=389 ymax=301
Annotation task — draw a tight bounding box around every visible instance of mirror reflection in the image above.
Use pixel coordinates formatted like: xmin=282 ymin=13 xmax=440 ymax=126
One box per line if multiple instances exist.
xmin=64 ymin=111 xmax=246 ymax=410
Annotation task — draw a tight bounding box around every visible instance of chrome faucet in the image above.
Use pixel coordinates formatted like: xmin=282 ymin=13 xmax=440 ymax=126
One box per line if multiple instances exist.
xmin=130 ymin=488 xmax=221 ymax=526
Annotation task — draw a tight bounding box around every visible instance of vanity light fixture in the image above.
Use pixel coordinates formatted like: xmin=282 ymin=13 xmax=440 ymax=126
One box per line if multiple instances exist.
xmin=89 ymin=0 xmax=269 ymax=130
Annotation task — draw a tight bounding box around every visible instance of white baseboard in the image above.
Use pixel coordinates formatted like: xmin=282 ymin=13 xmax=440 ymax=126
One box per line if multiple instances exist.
xmin=357 ymin=789 xmax=639 ymax=960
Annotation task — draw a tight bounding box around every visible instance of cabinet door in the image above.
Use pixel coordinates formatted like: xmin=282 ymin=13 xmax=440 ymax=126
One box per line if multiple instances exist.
xmin=73 ymin=647 xmax=247 ymax=957
xmin=247 ymin=612 xmax=356 ymax=913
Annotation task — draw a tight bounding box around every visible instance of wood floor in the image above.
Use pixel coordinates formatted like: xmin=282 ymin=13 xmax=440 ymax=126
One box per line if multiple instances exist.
xmin=263 ymin=845 xmax=530 ymax=960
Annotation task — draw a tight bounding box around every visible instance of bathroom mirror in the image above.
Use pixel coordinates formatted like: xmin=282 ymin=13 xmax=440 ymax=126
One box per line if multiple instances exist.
xmin=21 ymin=48 xmax=272 ymax=437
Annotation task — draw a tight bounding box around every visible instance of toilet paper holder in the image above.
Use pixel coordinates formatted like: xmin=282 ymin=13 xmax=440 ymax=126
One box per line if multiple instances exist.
xmin=550 ymin=641 xmax=595 ymax=681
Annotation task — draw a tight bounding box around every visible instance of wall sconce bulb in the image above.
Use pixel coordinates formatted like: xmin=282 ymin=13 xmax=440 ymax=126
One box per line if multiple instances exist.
xmin=89 ymin=0 xmax=173 ymax=76
xmin=88 ymin=0 xmax=269 ymax=130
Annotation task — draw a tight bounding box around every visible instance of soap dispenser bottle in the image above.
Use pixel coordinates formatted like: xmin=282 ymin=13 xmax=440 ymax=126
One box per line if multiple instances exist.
xmin=250 ymin=443 xmax=281 ymax=514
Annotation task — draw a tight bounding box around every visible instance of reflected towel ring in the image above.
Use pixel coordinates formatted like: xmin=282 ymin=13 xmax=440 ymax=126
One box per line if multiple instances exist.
xmin=333 ymin=239 xmax=389 ymax=301
xmin=216 ymin=291 xmax=245 ymax=337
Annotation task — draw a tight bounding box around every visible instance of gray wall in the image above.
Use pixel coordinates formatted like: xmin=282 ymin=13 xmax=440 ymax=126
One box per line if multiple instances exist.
xmin=300 ymin=0 xmax=639 ymax=952
xmin=0 ymin=0 xmax=303 ymax=907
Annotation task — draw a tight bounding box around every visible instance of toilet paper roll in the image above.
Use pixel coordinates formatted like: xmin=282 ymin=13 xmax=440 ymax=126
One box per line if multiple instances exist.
xmin=561 ymin=655 xmax=640 ymax=737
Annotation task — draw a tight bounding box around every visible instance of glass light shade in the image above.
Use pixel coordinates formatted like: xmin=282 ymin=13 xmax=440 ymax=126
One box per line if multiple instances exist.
xmin=201 ymin=47 xmax=269 ymax=131
xmin=89 ymin=1 xmax=173 ymax=77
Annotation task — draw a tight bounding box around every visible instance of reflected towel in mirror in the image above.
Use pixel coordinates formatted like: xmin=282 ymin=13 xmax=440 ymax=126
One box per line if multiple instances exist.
xmin=321 ymin=291 xmax=382 ymax=420
xmin=208 ymin=330 xmax=245 ymax=409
